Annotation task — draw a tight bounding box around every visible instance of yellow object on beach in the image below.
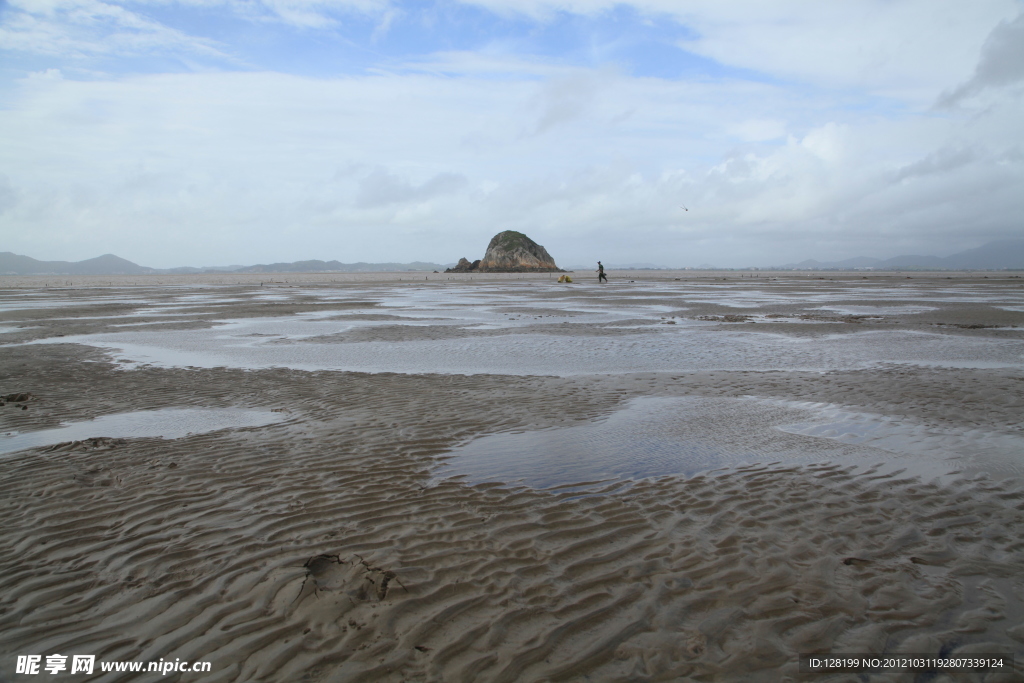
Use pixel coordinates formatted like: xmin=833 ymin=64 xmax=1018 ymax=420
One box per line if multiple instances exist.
xmin=557 ymin=275 xmax=573 ymax=283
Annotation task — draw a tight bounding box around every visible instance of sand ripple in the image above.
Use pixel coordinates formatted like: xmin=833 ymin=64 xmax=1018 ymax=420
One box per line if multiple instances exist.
xmin=3 ymin=415 xmax=1023 ymax=680
xmin=2 ymin=279 xmax=1023 ymax=681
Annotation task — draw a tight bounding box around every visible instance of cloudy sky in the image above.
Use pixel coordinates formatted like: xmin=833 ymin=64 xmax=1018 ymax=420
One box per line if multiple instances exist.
xmin=1 ymin=0 xmax=1022 ymax=268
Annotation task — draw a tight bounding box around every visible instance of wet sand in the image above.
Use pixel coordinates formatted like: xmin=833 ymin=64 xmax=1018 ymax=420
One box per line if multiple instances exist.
xmin=1 ymin=272 xmax=1023 ymax=681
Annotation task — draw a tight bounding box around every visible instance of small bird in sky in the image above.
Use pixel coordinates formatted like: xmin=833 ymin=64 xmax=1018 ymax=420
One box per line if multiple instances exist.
xmin=680 ymin=205 xmax=688 ymax=211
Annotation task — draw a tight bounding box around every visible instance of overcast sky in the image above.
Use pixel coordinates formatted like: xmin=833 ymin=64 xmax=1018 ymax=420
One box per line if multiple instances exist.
xmin=1 ymin=0 xmax=1022 ymax=268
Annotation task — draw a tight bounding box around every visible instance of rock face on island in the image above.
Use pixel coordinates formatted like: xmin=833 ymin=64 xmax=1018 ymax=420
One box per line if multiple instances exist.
xmin=446 ymin=231 xmax=562 ymax=273
xmin=447 ymin=257 xmax=481 ymax=273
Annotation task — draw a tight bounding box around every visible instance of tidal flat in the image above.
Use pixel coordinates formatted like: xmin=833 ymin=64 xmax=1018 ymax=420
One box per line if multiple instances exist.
xmin=2 ymin=271 xmax=1023 ymax=681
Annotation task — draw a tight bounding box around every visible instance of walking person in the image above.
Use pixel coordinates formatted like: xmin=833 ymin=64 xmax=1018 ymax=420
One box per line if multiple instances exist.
xmin=596 ymin=261 xmax=607 ymax=283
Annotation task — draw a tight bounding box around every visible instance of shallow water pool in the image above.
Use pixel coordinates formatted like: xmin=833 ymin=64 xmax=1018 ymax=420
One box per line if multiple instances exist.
xmin=0 ymin=407 xmax=287 ymax=456
xmin=434 ymin=396 xmax=1022 ymax=489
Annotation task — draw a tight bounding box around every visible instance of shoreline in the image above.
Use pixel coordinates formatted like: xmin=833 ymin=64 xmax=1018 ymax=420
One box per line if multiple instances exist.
xmin=1 ymin=269 xmax=1023 ymax=289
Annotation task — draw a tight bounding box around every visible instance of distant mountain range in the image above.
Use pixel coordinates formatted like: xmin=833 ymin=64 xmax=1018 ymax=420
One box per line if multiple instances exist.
xmin=574 ymin=240 xmax=1024 ymax=271
xmin=774 ymin=239 xmax=1024 ymax=271
xmin=0 ymin=253 xmax=448 ymax=275
xmin=2 ymin=238 xmax=1022 ymax=275
xmin=565 ymin=262 xmax=666 ymax=270
xmin=226 ymin=260 xmax=447 ymax=274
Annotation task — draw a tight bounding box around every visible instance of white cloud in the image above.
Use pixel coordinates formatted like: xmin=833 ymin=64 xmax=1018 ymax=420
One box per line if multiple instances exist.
xmin=244 ymin=0 xmax=391 ymax=28
xmin=371 ymin=7 xmax=400 ymax=40
xmin=1 ymin=2 xmax=1022 ymax=267
xmin=0 ymin=0 xmax=396 ymax=59
xmin=458 ymin=0 xmax=1019 ymax=103
xmin=355 ymin=169 xmax=468 ymax=208
xmin=6 ymin=0 xmax=1017 ymax=108
xmin=0 ymin=0 xmax=227 ymax=59
xmin=525 ymin=68 xmax=609 ymax=137
xmin=727 ymin=119 xmax=786 ymax=142
xmin=0 ymin=64 xmax=1020 ymax=267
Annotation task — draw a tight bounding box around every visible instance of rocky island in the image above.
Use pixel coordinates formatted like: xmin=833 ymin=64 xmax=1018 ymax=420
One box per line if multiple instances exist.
xmin=446 ymin=231 xmax=563 ymax=273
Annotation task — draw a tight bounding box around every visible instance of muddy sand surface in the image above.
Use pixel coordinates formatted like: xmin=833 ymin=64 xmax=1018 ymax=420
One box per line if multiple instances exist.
xmin=1 ymin=271 xmax=1023 ymax=681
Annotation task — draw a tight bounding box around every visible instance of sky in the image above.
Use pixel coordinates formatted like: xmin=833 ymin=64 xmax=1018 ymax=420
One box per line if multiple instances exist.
xmin=1 ymin=0 xmax=1022 ymax=268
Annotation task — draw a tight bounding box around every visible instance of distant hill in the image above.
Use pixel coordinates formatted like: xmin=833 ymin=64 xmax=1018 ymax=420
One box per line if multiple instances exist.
xmin=783 ymin=256 xmax=883 ymax=269
xmin=923 ymin=239 xmax=1024 ymax=269
xmin=565 ymin=262 xmax=667 ymax=270
xmin=0 ymin=252 xmax=154 ymax=275
xmin=235 ymin=260 xmax=446 ymax=273
xmin=0 ymin=252 xmax=448 ymax=275
xmin=777 ymin=239 xmax=1024 ymax=270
